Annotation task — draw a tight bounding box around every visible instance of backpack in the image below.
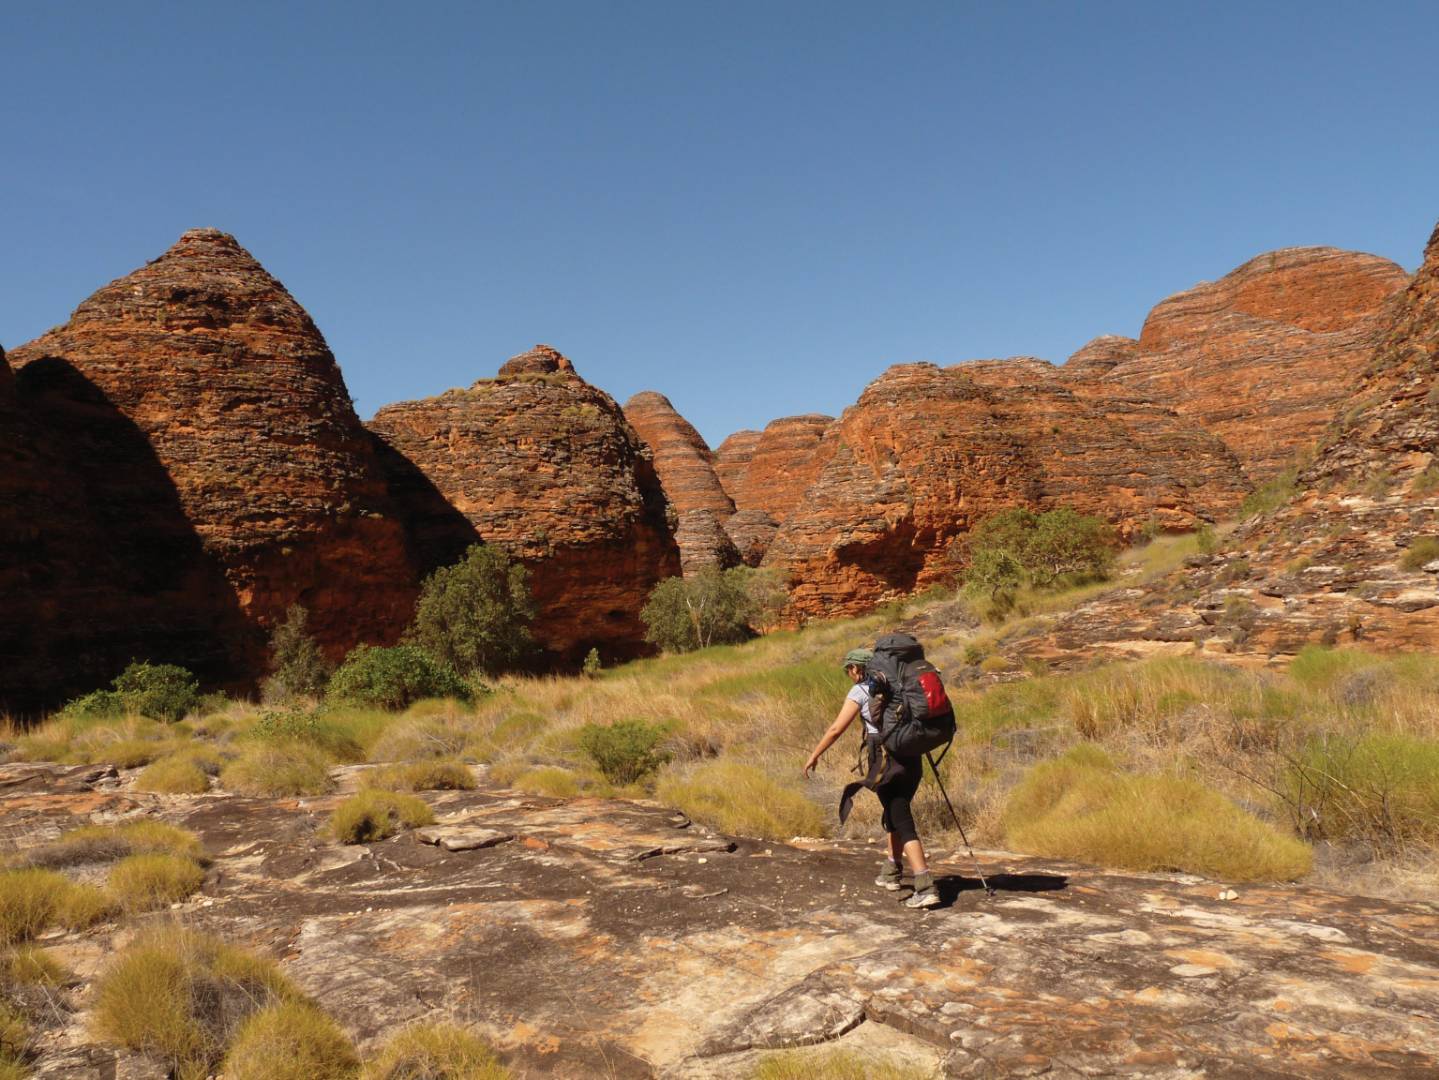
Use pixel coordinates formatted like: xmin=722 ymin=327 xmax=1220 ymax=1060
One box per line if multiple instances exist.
xmin=865 ymin=632 xmax=956 ymax=759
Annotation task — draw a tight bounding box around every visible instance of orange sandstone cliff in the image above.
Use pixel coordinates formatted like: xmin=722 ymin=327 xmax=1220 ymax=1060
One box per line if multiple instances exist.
xmin=369 ymin=347 xmax=680 ymax=663
xmin=7 ymin=230 xmax=419 ymax=694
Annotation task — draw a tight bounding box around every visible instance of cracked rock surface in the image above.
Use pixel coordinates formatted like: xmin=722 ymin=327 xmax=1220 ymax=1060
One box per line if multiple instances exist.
xmin=5 ymin=762 xmax=1437 ymax=1077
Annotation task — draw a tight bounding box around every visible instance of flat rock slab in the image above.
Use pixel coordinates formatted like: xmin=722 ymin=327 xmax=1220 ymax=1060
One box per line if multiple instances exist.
xmin=3 ymin=763 xmax=1438 ymax=1077
xmin=413 ymin=824 xmax=513 ymax=851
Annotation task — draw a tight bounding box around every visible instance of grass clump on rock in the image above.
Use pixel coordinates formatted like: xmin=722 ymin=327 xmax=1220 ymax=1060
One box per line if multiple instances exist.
xmin=657 ymin=760 xmax=825 ymax=841
xmin=93 ymin=928 xmax=304 ymax=1078
xmin=328 ymin=790 xmax=435 ymax=844
xmin=219 ymin=741 xmax=335 ymax=797
xmin=577 ymin=718 xmax=670 ymax=785
xmin=13 ymin=819 xmax=204 ymax=869
xmin=1002 ymin=746 xmax=1312 ymax=883
xmin=135 ymin=751 xmax=218 ymax=794
xmin=0 ymin=869 xmax=74 ymax=946
xmin=223 ymin=1001 xmax=360 ymax=1080
xmin=748 ymin=1048 xmax=930 ymax=1080
xmin=362 ymin=759 xmax=476 ymax=792
xmin=107 ymin=853 xmax=206 ymax=912
xmin=362 ymin=1021 xmax=510 ymax=1079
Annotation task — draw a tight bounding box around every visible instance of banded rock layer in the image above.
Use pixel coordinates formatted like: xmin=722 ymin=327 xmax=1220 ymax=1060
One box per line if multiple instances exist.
xmin=623 ymin=391 xmax=739 ymax=575
xmin=1095 ymin=247 xmax=1409 ymax=483
xmin=369 ymin=347 xmax=680 ymax=662
xmin=7 ymin=230 xmax=418 ymax=698
xmin=764 ymin=361 xmax=1248 ymax=618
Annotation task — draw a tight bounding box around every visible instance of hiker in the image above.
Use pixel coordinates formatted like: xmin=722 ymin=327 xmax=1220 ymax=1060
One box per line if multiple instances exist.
xmin=803 ymin=647 xmax=941 ymax=908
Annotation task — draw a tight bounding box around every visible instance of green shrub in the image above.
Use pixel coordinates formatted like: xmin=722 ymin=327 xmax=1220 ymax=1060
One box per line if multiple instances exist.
xmin=657 ymin=760 xmax=826 ymax=840
xmin=328 ymin=790 xmax=434 ymax=844
xmin=223 ymin=1001 xmax=360 ymax=1080
xmin=107 ymin=853 xmax=206 ymax=911
xmin=641 ymin=566 xmax=776 ymax=653
xmin=362 ymin=1022 xmax=510 ymax=1079
xmin=362 ymin=760 xmax=476 ymax=792
xmin=112 ymin=662 xmax=201 ymax=723
xmin=328 ymin=646 xmax=471 ymax=711
xmin=1399 ymin=536 xmax=1439 ymax=571
xmin=582 ymin=647 xmax=602 ymax=678
xmin=247 ymin=708 xmax=364 ymax=762
xmin=578 ymin=719 xmax=670 ymax=785
xmin=1002 ymin=746 xmax=1312 ymax=882
xmin=407 ymin=544 xmax=537 ymax=676
xmin=60 ymin=689 xmax=126 ymax=719
xmin=93 ymin=928 xmax=302 ymax=1077
xmin=264 ymin=604 xmax=334 ymax=701
xmin=1284 ymin=733 xmax=1439 ymax=845
xmin=963 ymin=507 xmax=1117 ymax=604
xmin=220 ymin=742 xmax=334 ymax=797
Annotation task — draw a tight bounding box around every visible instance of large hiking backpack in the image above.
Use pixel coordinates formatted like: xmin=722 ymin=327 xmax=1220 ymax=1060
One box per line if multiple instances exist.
xmin=865 ymin=632 xmax=956 ymax=759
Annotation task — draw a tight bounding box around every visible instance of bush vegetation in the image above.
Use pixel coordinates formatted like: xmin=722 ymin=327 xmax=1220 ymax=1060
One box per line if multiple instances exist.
xmin=264 ymin=604 xmax=334 ymax=702
xmin=577 ymin=719 xmax=670 ymax=785
xmin=109 ymin=661 xmax=201 ymax=723
xmin=362 ymin=1022 xmax=510 ymax=1080
xmin=748 ymin=1048 xmax=931 ymax=1080
xmin=641 ymin=565 xmax=785 ymax=653
xmin=328 ymin=790 xmax=435 ymax=844
xmin=961 ymin=507 xmax=1117 ymax=618
xmin=136 ymin=752 xmax=214 ymax=794
xmin=107 ymin=852 xmax=206 ymax=911
xmin=1239 ymin=467 xmax=1299 ymax=518
xmin=328 ymin=645 xmax=472 ymax=711
xmin=407 ymin=544 xmax=537 ymax=676
xmin=1399 ymin=536 xmax=1439 ymax=571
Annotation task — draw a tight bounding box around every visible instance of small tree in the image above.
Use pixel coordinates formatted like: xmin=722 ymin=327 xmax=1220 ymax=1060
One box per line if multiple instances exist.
xmin=965 ymin=506 xmax=1116 ymax=593
xmin=264 ymin=605 xmax=332 ymax=702
xmin=641 ymin=565 xmax=771 ymax=654
xmin=408 ymin=545 xmax=537 ymax=676
xmin=111 ymin=662 xmax=200 ymax=723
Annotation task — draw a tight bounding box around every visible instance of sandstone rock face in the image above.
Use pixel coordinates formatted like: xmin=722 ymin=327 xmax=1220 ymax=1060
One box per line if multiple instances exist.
xmin=721 ymin=414 xmax=833 ymax=525
xmin=623 ymin=391 xmax=739 ymax=575
xmin=7 ymin=230 xmax=417 ymax=697
xmin=1100 ymin=247 xmax=1408 ymax=483
xmin=713 ymin=429 xmax=761 ymax=503
xmin=369 ymin=348 xmax=680 ymax=662
xmin=765 ymin=362 xmax=1249 ymax=618
xmin=1063 ymin=334 xmax=1141 ymax=379
xmin=10 ymin=760 xmax=1438 ymax=1077
xmin=1016 ymin=223 xmax=1439 ymax=667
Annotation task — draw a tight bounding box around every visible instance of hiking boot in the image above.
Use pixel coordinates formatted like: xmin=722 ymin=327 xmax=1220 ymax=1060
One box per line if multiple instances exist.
xmin=874 ymin=861 xmax=903 ymax=891
xmin=904 ymin=887 xmax=941 ymax=909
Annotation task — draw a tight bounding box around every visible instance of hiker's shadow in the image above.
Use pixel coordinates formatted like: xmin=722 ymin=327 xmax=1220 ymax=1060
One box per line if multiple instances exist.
xmin=935 ymin=873 xmax=1067 ymax=907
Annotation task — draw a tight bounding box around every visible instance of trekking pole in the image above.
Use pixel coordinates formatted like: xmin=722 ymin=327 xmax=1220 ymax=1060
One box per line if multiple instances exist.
xmin=925 ymin=751 xmax=995 ymax=898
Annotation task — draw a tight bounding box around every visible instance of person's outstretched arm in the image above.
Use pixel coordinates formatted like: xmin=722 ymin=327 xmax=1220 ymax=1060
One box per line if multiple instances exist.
xmin=804 ymin=698 xmax=860 ymax=777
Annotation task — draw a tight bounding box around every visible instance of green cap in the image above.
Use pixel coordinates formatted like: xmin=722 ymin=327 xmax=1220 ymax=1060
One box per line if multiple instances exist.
xmin=842 ymin=648 xmax=873 ymax=668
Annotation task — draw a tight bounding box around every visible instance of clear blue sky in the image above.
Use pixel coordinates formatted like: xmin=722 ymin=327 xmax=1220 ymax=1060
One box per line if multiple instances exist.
xmin=3 ymin=2 xmax=1436 ymax=446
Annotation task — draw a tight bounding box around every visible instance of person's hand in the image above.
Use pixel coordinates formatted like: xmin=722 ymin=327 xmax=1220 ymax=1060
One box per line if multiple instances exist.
xmin=803 ymin=753 xmax=820 ymax=778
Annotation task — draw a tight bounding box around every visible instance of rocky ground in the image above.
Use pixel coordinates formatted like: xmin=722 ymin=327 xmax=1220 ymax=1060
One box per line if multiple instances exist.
xmin=6 ymin=761 xmax=1437 ymax=1078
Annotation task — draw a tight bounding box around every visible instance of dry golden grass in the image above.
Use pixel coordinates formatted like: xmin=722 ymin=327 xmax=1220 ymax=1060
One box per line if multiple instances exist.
xmin=657 ymin=760 xmax=827 ymax=840
xmin=362 ymin=759 xmax=477 ymax=792
xmin=135 ymin=752 xmax=216 ymax=794
xmin=11 ymin=819 xmax=205 ymax=870
xmin=93 ymin=927 xmax=303 ymax=1078
xmin=361 ymin=1021 xmax=511 ymax=1079
xmin=748 ymin=1048 xmax=931 ymax=1079
xmin=222 ymin=1001 xmax=360 ymax=1080
xmin=6 ymin=947 xmax=66 ymax=988
xmin=512 ymin=766 xmax=585 ymax=798
xmin=219 ymin=741 xmax=334 ymax=797
xmin=54 ymin=882 xmax=118 ymax=931
xmin=0 ymin=869 xmax=75 ymax=945
xmin=328 ymin=791 xmax=435 ymax=844
xmin=1002 ymin=746 xmax=1313 ymax=882
xmin=107 ymin=853 xmax=206 ymax=912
